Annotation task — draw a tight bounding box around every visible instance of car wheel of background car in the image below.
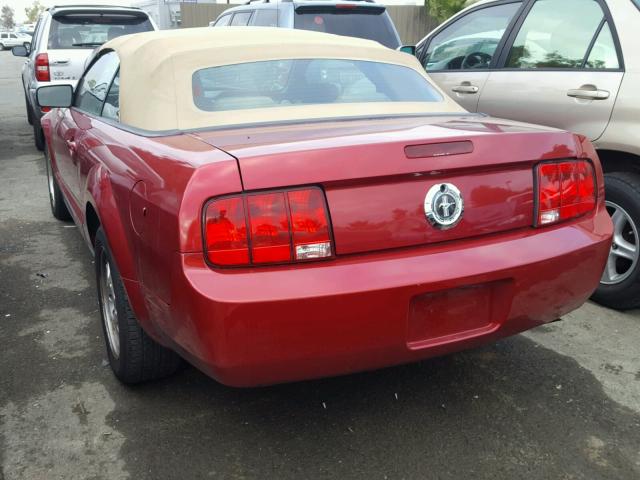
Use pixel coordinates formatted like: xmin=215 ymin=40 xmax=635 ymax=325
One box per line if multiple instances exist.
xmin=33 ymin=115 xmax=45 ymax=151
xmin=592 ymin=172 xmax=640 ymax=310
xmin=25 ymin=93 xmax=33 ymax=125
xmin=44 ymin=144 xmax=71 ymax=221
xmin=95 ymin=227 xmax=181 ymax=384
xmin=0 ymin=43 xmax=5 ymax=51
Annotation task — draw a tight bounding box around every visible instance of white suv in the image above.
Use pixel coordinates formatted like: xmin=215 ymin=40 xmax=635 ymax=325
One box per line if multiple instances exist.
xmin=13 ymin=5 xmax=156 ymax=151
xmin=0 ymin=32 xmax=30 ymax=50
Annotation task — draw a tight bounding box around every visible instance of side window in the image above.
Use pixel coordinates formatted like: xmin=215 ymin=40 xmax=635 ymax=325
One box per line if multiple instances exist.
xmin=253 ymin=9 xmax=278 ymax=27
xmin=215 ymin=14 xmax=231 ymax=27
xmin=230 ymin=12 xmax=252 ymax=26
xmin=506 ymin=0 xmax=613 ymax=69
xmin=102 ymin=71 xmax=120 ymax=121
xmin=423 ymin=2 xmax=521 ymax=71
xmin=30 ymin=17 xmax=44 ymax=56
xmin=74 ymin=51 xmax=119 ymax=116
xmin=585 ymin=22 xmax=619 ymax=69
xmin=0 ymin=34 xmax=6 ymax=39
xmin=10 ymin=34 xmax=18 ymax=39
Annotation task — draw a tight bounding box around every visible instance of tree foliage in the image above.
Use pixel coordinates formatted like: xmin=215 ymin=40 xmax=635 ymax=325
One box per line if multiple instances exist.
xmin=424 ymin=0 xmax=470 ymax=23
xmin=24 ymin=0 xmax=45 ymax=23
xmin=1 ymin=5 xmax=15 ymax=30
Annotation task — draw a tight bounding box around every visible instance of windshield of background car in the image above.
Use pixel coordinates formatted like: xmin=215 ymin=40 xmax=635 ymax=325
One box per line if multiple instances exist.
xmin=192 ymin=58 xmax=442 ymax=112
xmin=633 ymin=0 xmax=640 ymax=10
xmin=48 ymin=13 xmax=153 ymax=49
xmin=294 ymin=10 xmax=399 ymax=48
xmin=424 ymin=2 xmax=521 ymax=70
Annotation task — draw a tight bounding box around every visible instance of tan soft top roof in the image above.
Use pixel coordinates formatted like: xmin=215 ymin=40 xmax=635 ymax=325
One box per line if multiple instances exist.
xmin=101 ymin=27 xmax=463 ymax=132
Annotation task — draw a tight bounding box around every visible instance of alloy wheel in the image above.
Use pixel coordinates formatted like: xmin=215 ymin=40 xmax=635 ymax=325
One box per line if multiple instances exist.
xmin=601 ymin=201 xmax=639 ymax=285
xmin=99 ymin=255 xmax=120 ymax=358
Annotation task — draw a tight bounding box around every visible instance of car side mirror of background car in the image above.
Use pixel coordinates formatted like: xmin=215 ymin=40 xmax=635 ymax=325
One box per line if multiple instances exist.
xmin=12 ymin=45 xmax=28 ymax=57
xmin=37 ymin=85 xmax=74 ymax=109
xmin=397 ymin=45 xmax=416 ymax=56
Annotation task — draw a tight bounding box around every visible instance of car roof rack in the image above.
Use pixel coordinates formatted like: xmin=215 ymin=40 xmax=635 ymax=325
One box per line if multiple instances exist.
xmin=289 ymin=0 xmax=377 ymax=2
xmin=243 ymin=0 xmax=376 ymax=4
xmin=50 ymin=4 xmax=142 ymax=10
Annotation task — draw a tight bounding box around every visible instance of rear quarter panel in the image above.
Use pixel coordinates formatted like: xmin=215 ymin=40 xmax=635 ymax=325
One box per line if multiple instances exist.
xmin=78 ymin=120 xmax=232 ymax=303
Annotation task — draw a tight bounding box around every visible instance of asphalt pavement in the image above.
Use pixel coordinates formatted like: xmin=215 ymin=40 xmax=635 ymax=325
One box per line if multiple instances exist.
xmin=1 ymin=51 xmax=639 ymax=480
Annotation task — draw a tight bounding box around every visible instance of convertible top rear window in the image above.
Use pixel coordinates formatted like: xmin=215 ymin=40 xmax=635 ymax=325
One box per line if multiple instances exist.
xmin=192 ymin=59 xmax=443 ymax=112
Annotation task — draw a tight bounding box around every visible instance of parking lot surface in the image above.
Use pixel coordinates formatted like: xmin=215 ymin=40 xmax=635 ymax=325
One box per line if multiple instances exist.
xmin=1 ymin=51 xmax=640 ymax=480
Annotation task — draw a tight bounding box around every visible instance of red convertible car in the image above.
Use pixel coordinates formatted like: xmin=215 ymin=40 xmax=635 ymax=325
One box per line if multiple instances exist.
xmin=37 ymin=27 xmax=612 ymax=387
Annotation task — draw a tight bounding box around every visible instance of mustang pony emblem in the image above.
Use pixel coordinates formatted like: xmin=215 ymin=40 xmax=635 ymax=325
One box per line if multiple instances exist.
xmin=424 ymin=183 xmax=464 ymax=229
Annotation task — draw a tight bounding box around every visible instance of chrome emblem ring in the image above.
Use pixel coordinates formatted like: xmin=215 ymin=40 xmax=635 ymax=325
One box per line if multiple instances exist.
xmin=424 ymin=183 xmax=464 ymax=230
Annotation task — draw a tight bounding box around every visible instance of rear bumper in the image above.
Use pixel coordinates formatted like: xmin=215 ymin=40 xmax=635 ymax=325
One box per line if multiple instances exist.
xmin=165 ymin=209 xmax=611 ymax=387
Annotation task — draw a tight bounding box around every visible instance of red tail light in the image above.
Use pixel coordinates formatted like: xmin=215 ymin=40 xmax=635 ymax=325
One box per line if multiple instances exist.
xmin=35 ymin=53 xmax=50 ymax=82
xmin=204 ymin=187 xmax=333 ymax=266
xmin=247 ymin=192 xmax=291 ymax=264
xmin=204 ymin=197 xmax=249 ymax=266
xmin=536 ymin=160 xmax=596 ymax=226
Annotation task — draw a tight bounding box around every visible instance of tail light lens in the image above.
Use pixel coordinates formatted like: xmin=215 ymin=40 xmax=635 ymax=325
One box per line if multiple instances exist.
xmin=204 ymin=187 xmax=333 ymax=266
xmin=536 ymin=160 xmax=596 ymax=226
xmin=204 ymin=197 xmax=249 ymax=266
xmin=247 ymin=192 xmax=291 ymax=264
xmin=35 ymin=53 xmax=50 ymax=82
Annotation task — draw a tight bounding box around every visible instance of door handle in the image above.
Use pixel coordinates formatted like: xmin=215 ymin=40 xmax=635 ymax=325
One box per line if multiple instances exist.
xmin=51 ymin=59 xmax=70 ymax=65
xmin=452 ymin=82 xmax=479 ymax=94
xmin=567 ymin=85 xmax=610 ymax=100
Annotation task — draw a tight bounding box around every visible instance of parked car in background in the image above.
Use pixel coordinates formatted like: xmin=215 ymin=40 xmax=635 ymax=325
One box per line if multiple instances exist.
xmin=12 ymin=5 xmax=156 ymax=151
xmin=209 ymin=0 xmax=401 ymax=49
xmin=18 ymin=23 xmax=36 ymax=36
xmin=415 ymin=0 xmax=640 ymax=310
xmin=36 ymin=27 xmax=611 ymax=386
xmin=0 ymin=32 xmax=29 ymax=50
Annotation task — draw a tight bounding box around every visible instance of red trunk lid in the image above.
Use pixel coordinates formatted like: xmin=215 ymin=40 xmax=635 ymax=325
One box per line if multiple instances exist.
xmin=193 ymin=115 xmax=581 ymax=255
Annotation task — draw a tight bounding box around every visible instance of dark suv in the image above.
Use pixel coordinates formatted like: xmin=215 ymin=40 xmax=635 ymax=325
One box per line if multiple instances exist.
xmin=209 ymin=0 xmax=401 ymax=49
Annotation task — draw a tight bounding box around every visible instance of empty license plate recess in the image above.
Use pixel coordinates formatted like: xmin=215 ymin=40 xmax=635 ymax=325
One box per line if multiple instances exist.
xmin=407 ymin=280 xmax=513 ymax=349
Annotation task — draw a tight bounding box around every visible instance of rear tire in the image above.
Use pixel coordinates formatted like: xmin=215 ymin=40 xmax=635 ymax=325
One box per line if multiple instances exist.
xmin=591 ymin=172 xmax=640 ymax=310
xmin=25 ymin=92 xmax=33 ymax=125
xmin=0 ymin=43 xmax=5 ymax=51
xmin=95 ymin=227 xmax=181 ymax=384
xmin=33 ymin=115 xmax=45 ymax=151
xmin=44 ymin=144 xmax=72 ymax=221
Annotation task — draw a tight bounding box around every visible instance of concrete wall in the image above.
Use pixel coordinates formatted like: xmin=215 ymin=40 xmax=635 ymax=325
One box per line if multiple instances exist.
xmin=179 ymin=4 xmax=436 ymax=44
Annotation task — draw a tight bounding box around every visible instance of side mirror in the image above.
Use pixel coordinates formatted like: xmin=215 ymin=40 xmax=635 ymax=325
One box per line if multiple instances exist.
xmin=398 ymin=45 xmax=416 ymax=56
xmin=37 ymin=85 xmax=74 ymax=108
xmin=12 ymin=45 xmax=28 ymax=57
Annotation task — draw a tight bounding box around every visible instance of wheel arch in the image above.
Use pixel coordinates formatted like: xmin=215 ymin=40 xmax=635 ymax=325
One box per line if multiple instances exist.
xmin=597 ymin=149 xmax=640 ymax=175
xmin=85 ymin=202 xmax=101 ymax=248
xmin=86 ymin=170 xmax=159 ymax=337
xmin=85 ymin=166 xmax=138 ymax=283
